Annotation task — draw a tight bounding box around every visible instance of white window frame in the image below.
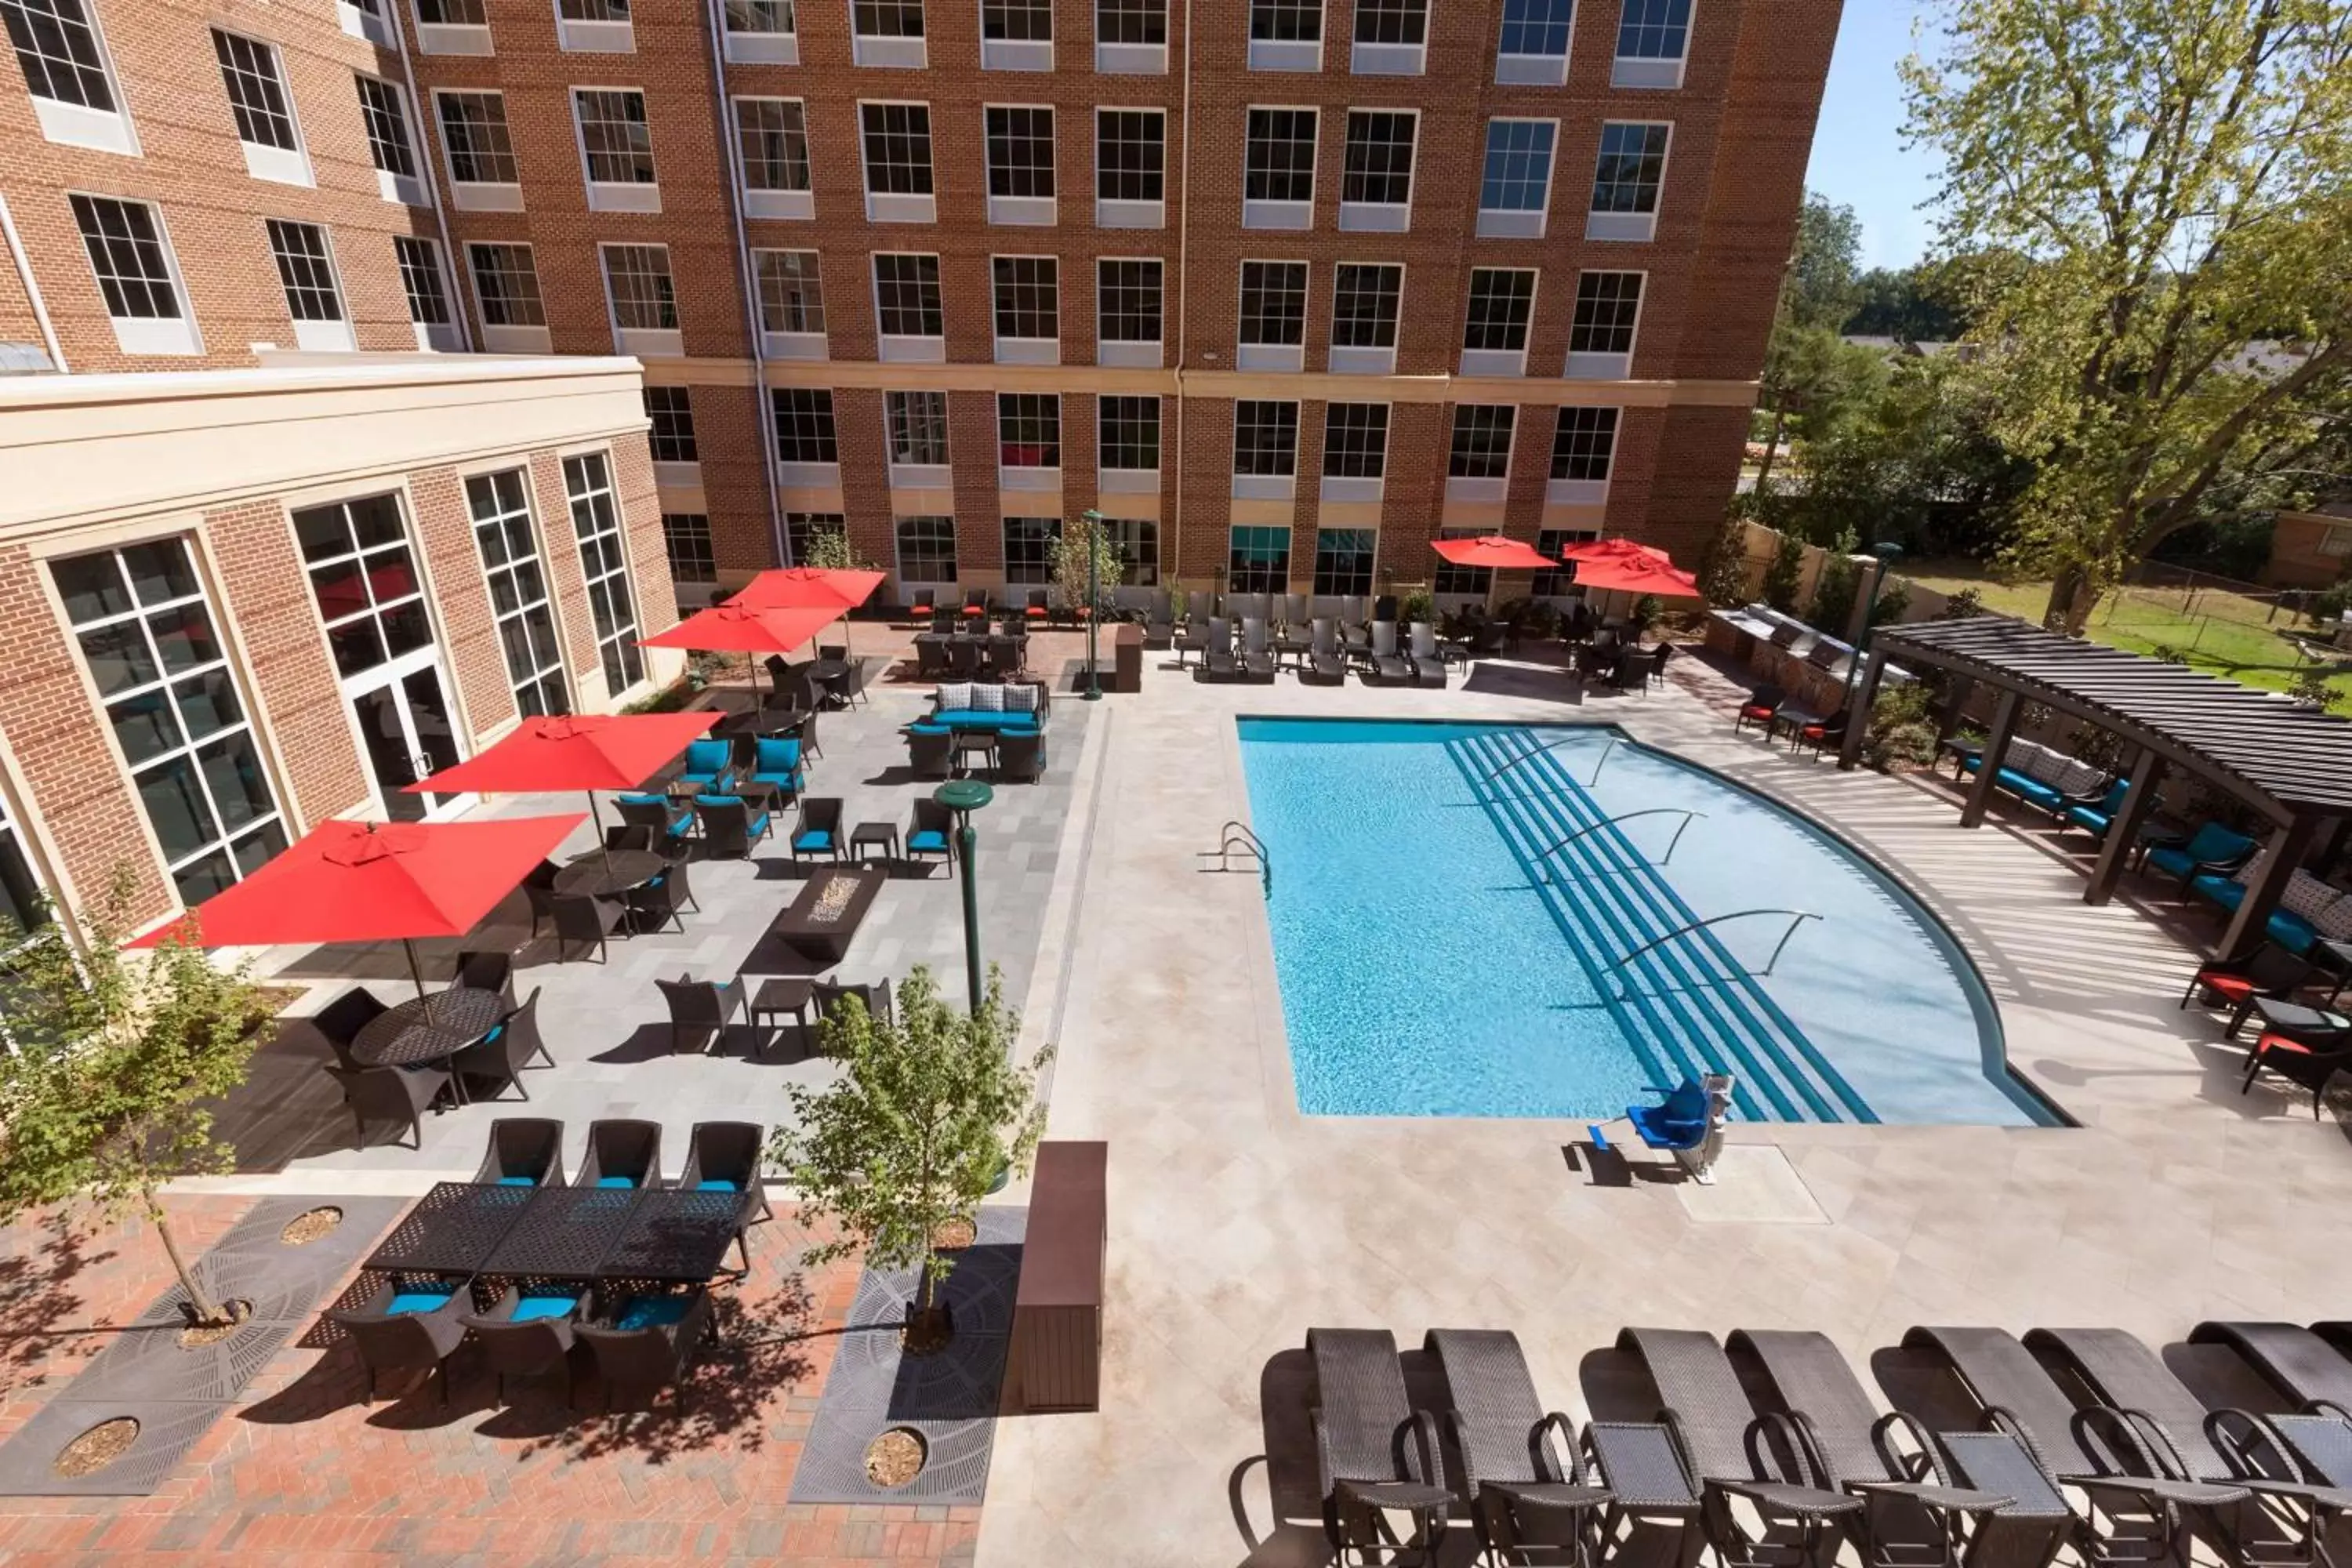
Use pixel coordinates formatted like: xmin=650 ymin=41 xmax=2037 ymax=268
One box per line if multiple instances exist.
xmin=213 ymin=30 xmax=314 ymax=188
xmin=990 ymin=253 xmax=1059 ymax=365
xmin=466 ymin=241 xmax=551 ymax=353
xmin=1546 ymin=405 xmax=1620 ymax=505
xmin=466 ymin=467 xmax=572 ymax=717
xmin=1613 ymin=0 xmax=1693 ymax=89
xmin=412 ymin=0 xmax=493 ymax=53
xmin=723 ymin=0 xmax=798 ymax=62
xmin=1461 ymin=265 xmax=1537 ymax=378
xmin=1444 ymin=403 xmax=1516 ymax=503
xmin=753 ymin=248 xmax=828 ymax=360
xmin=1231 ymin=398 xmax=1300 ymax=500
xmin=1236 ymin=258 xmax=1307 ymax=373
xmin=984 ymin=102 xmax=1057 ymax=226
xmin=357 ymin=73 xmax=433 ymax=207
xmin=1565 ymin=268 xmax=1646 ymax=379
xmin=851 ymin=0 xmax=926 ymax=67
xmin=1247 ymin=0 xmax=1322 ymax=71
xmin=266 ymin=218 xmax=357 ymax=353
xmin=572 ymin=85 xmax=661 ymax=213
xmin=978 ymin=0 xmax=1051 ymax=70
xmin=1494 ymin=0 xmax=1572 ymax=83
xmin=1476 ymin=116 xmax=1558 ymax=239
xmin=394 ymin=234 xmax=464 ymax=351
xmin=1096 ymin=255 xmax=1163 ymax=369
xmin=554 ymin=0 xmax=634 ymax=52
xmin=1094 ymin=106 xmax=1166 ymax=229
xmin=1350 ymin=0 xmax=1425 ymax=74
xmin=872 ymin=251 xmax=946 ymax=363
xmin=1096 ymin=393 xmax=1160 ymax=493
xmin=1327 ymin=259 xmax=1403 ymax=376
xmin=735 ymin=95 xmax=815 ymax=220
xmin=1588 ymin=120 xmax=1671 ymax=241
xmin=858 ymin=99 xmax=937 ymax=223
xmin=434 ymin=89 xmax=524 ymax=211
xmin=563 ymin=451 xmax=647 ymax=698
xmin=67 ymin=193 xmax=201 ymax=357
xmin=9 ymin=0 xmax=139 ymax=153
xmin=1094 ymin=0 xmax=1166 ymax=72
xmin=597 ymin=240 xmax=683 ymax=358
xmin=1337 ymin=107 xmax=1415 ymax=233
xmin=884 ymin=389 xmax=952 ymax=488
xmin=1319 ymin=400 xmax=1389 ymax=503
xmin=1242 ymin=104 xmax=1317 ymax=231
xmin=339 ymin=0 xmax=397 ymax=45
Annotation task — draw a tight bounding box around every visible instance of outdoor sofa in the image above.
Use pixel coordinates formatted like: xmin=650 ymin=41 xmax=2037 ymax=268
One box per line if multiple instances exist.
xmin=1958 ymin=737 xmax=2114 ymax=820
xmin=923 ymin=680 xmax=1050 ymax=735
xmin=2184 ymin=848 xmax=2352 ymax=956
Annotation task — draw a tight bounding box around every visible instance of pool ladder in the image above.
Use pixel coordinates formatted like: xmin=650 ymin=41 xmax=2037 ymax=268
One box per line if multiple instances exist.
xmin=1200 ymin=820 xmax=1272 ymax=897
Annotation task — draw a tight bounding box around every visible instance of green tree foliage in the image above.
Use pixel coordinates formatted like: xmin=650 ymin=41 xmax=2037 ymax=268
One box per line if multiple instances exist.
xmin=800 ymin=524 xmax=873 ymax=572
xmin=1795 ymin=352 xmax=2033 ymax=554
xmin=1904 ymin=0 xmax=2352 ymax=630
xmin=1808 ymin=528 xmax=1864 ymax=632
xmin=1864 ymin=682 xmax=1940 ymax=772
xmin=768 ymin=966 xmax=1048 ymax=1338
xmin=1048 ymin=514 xmax=1127 ymax=618
xmin=0 ymin=870 xmax=268 ymax=1326
xmin=1760 ymin=531 xmax=1807 ymax=612
xmin=1754 ymin=193 xmax=1867 ymax=494
xmin=1844 ymin=263 xmax=1968 ymax=342
xmin=1697 ymin=515 xmax=1755 ymax=606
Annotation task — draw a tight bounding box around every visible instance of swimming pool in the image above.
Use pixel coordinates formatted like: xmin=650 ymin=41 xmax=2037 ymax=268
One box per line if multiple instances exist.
xmin=1238 ymin=718 xmax=2051 ymax=1126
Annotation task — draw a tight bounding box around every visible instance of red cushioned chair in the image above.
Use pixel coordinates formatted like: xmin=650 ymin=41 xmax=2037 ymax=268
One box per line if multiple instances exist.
xmin=1734 ymin=684 xmax=1786 ymax=736
xmin=2182 ymin=942 xmax=2312 ymax=1036
xmin=2241 ymin=1029 xmax=2352 ymax=1117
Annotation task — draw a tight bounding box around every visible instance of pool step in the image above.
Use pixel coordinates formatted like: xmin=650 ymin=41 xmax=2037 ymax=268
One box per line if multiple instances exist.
xmin=1447 ymin=731 xmax=1875 ymax=1126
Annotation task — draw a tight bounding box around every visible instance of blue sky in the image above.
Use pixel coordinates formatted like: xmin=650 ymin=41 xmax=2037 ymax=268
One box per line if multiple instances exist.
xmin=1803 ymin=3 xmax=1945 ymax=270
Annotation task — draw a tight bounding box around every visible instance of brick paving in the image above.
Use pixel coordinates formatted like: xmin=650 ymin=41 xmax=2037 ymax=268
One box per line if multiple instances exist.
xmin=0 ymin=1196 xmax=981 ymax=1566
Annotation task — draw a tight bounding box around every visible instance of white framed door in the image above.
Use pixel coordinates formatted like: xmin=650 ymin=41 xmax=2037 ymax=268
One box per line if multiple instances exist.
xmin=343 ymin=645 xmax=474 ymax=822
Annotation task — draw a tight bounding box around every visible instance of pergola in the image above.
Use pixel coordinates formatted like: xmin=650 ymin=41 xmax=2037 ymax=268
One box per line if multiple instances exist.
xmin=1842 ymin=615 xmax=2352 ymax=955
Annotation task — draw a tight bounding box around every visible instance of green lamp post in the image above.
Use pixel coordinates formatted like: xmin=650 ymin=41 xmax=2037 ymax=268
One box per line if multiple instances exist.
xmin=1080 ymin=507 xmax=1105 ymax=702
xmin=932 ymin=779 xmax=994 ymax=1014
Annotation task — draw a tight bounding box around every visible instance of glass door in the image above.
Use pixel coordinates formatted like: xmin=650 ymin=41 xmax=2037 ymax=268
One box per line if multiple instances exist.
xmin=345 ymin=653 xmax=469 ymax=821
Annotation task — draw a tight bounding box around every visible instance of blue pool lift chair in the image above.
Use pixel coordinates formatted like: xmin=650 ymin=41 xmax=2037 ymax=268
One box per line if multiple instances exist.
xmin=1620 ymin=1075 xmax=1733 ymax=1184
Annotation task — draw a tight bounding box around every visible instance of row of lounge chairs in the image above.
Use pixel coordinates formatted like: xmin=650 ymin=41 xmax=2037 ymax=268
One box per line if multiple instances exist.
xmin=1298 ymin=1319 xmax=2352 ymax=1568
xmin=1183 ymin=615 xmax=1453 ymax=688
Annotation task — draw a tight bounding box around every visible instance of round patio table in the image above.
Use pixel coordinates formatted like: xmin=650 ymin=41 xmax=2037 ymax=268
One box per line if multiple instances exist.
xmin=554 ymin=849 xmax=666 ymax=899
xmin=350 ymin=987 xmax=509 ymax=1105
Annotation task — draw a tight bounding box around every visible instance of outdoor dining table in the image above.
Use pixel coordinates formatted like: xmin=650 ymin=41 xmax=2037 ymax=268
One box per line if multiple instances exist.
xmin=361 ymin=1181 xmax=752 ymax=1283
xmin=554 ymin=848 xmax=666 ymax=898
xmin=363 ymin=1179 xmax=539 ymax=1275
xmin=349 ymin=985 xmax=509 ymax=1103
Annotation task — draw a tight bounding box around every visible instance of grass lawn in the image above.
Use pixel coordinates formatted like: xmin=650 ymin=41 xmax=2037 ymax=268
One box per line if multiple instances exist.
xmin=1902 ymin=558 xmax=2352 ymax=705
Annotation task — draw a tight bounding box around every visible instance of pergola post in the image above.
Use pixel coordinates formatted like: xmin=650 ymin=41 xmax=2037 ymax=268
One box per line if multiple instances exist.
xmin=2216 ymin=816 xmax=2318 ymax=958
xmin=1958 ymin=688 xmax=2021 ymax=829
xmin=1933 ymin=675 xmax=1976 ymax=743
xmin=1835 ymin=649 xmax=1886 ymax=771
xmin=2085 ymin=746 xmax=2165 ymax=906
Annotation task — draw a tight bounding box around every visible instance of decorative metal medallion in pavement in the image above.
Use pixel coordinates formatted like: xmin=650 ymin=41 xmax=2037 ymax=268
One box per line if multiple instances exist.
xmin=787 ymin=1206 xmax=1025 ymax=1507
xmin=0 ymin=1196 xmax=405 ymax=1497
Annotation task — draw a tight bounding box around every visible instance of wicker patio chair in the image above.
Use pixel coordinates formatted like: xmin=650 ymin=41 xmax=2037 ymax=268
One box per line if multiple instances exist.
xmin=678 ymin=1120 xmax=771 ymax=1273
xmin=310 ymin=985 xmax=391 ymax=1071
xmin=576 ymin=1118 xmax=662 ymax=1188
xmin=578 ymin=1286 xmax=713 ymax=1414
xmin=1426 ymin=1328 xmax=1611 ymax=1566
xmin=325 ymin=1063 xmax=450 ymax=1150
xmin=655 ymin=975 xmax=748 ymax=1056
xmin=447 ymin=990 xmax=541 ymax=1102
xmin=1305 ymin=1327 xmax=1454 ymax=1565
xmin=460 ymin=1283 xmax=585 ymax=1407
xmin=328 ymin=1275 xmax=472 ymax=1406
xmin=472 ymin=1116 xmax=564 ymax=1185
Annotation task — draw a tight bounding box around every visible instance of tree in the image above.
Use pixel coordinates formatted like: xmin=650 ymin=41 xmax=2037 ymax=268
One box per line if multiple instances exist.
xmin=1844 ymin=263 xmax=1968 ymax=343
xmin=1808 ymin=526 xmax=1864 ymax=632
xmin=0 ymin=870 xmax=269 ymax=1327
xmin=768 ymin=965 xmax=1048 ymax=1348
xmin=1697 ymin=514 xmax=1755 ymax=606
xmin=1048 ymin=514 xmax=1127 ymax=617
xmin=1754 ymin=193 xmax=1867 ymax=494
xmin=1795 ymin=350 xmax=2032 ymax=554
xmin=1760 ymin=531 xmax=1807 ymax=612
xmin=1904 ymin=0 xmax=2352 ymax=630
xmin=800 ymin=523 xmax=873 ymax=572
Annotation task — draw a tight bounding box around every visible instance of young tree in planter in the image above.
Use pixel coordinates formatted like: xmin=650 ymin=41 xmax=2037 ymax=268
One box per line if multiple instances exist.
xmin=769 ymin=965 xmax=1048 ymax=1349
xmin=1048 ymin=514 xmax=1127 ymax=619
xmin=0 ymin=870 xmax=270 ymax=1327
xmin=801 ymin=523 xmax=876 ymax=572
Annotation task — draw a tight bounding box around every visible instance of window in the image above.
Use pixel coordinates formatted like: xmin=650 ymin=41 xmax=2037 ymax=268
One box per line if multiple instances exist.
xmin=561 ymin=0 xmax=630 ymax=20
xmin=873 ymin=252 xmax=943 ymax=337
xmin=1105 ymin=517 xmax=1160 ymax=584
xmin=575 ymin=89 xmax=655 ymax=186
xmin=266 ymin=220 xmax=343 ymax=321
xmin=1322 ymin=403 xmax=1388 ymax=478
xmin=1353 ymin=0 xmax=1422 ymax=45
xmin=754 ymin=249 xmax=825 ymax=333
xmin=417 ymin=0 xmax=488 ymax=21
xmin=438 ymin=92 xmax=518 ymax=184
xmin=1616 ymin=0 xmax=1691 ymax=81
xmin=772 ymin=388 xmax=837 ymax=463
xmin=895 ymin=516 xmax=957 ymax=582
xmin=1097 ymin=0 xmax=1163 ymax=44
xmin=1330 ymin=262 xmax=1400 ymax=353
xmin=1099 ymin=394 xmax=1159 ymax=471
xmin=212 ymin=31 xmax=297 ymax=152
xmin=467 ymin=470 xmax=570 ymax=718
xmin=602 ymin=244 xmax=677 ymax=330
xmin=1003 ymin=517 xmax=1058 ymax=584
xmin=983 ymin=105 xmax=1058 ymax=211
xmin=737 ymin=98 xmax=811 ymax=197
xmin=1248 ymin=0 xmax=1319 ymax=67
xmin=886 ymin=389 xmax=949 ymax=466
xmin=1096 ymin=108 xmax=1164 ymax=209
xmin=662 ymin=512 xmax=715 ymax=583
xmin=1497 ymin=0 xmax=1571 ymax=59
xmin=1464 ymin=267 xmax=1535 ymax=355
xmin=69 ymin=195 xmax=183 ymax=325
xmin=1530 ymin=526 xmax=1595 ymax=597
xmin=393 ymin=235 xmax=452 ymax=336
xmin=1569 ymin=270 xmax=1643 ymax=369
xmin=983 ymin=0 xmax=1050 ymax=36
xmin=1551 ymin=407 xmax=1618 ymax=481
xmin=645 ymin=386 xmax=697 ymax=463
xmin=0 ymin=789 xmax=45 ymax=934
xmin=468 ymin=242 xmax=544 ymax=325
xmin=993 ymin=256 xmax=1058 ymax=346
xmin=1591 ymin=121 xmax=1668 ymax=238
xmin=2322 ymin=524 xmax=2352 ymax=559
xmin=1237 ymin=259 xmax=1306 ymax=367
xmin=1244 ymin=107 xmax=1316 ymax=221
xmin=1233 ymin=400 xmax=1298 ymax=476
xmin=2 ymin=0 xmax=115 ymax=111
xmin=1432 ymin=528 xmax=1490 ymax=595
xmin=1314 ymin=529 xmax=1375 ymax=596
xmin=726 ymin=0 xmax=793 ymax=32
xmin=861 ymin=101 xmax=935 ymax=215
xmin=1340 ymin=110 xmax=1414 ymax=217
xmin=562 ymin=453 xmax=642 ymax=694
xmin=1098 ymin=257 xmax=1162 ymax=354
xmin=855 ymin=0 xmax=922 ymax=35
xmin=1229 ymin=526 xmax=1290 ymax=593
xmin=786 ymin=513 xmax=845 ymax=564
xmin=355 ymin=75 xmax=418 ymax=181
xmin=998 ymin=393 xmax=1060 ymax=468
xmin=292 ymin=494 xmax=430 ymax=681
xmin=1449 ymin=405 xmax=1515 ymax=479
xmin=52 ymin=539 xmax=288 ymax=904
xmin=1479 ymin=119 xmax=1555 ymax=234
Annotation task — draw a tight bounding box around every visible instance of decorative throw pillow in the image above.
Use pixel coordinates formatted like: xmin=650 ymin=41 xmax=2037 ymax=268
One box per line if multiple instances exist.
xmin=1003 ymin=684 xmax=1037 ymax=712
xmin=2314 ymin=894 xmax=2352 ymax=942
xmin=2234 ymin=849 xmax=2272 ymax=887
xmin=2004 ymin=739 xmax=2049 ymax=775
xmin=937 ymin=681 xmax=972 ymax=711
xmin=2281 ymin=871 xmax=2343 ymax=922
xmin=971 ymin=684 xmax=1005 ymax=713
xmin=2056 ymin=759 xmax=2107 ymax=797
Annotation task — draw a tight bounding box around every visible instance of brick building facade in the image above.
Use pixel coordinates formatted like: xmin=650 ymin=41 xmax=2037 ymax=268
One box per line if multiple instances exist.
xmin=0 ymin=0 xmax=1836 ymax=604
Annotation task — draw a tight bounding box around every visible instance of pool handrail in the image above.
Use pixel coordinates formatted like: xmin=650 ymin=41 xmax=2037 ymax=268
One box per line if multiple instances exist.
xmin=1480 ymin=731 xmax=1617 ymax=788
xmin=1535 ymin=808 xmax=1705 ymax=876
xmin=1608 ymin=909 xmax=1822 ymax=985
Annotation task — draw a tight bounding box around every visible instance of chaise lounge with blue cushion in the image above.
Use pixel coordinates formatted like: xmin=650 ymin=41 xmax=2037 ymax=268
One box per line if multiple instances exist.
xmin=2186 ymin=851 xmax=2352 ymax=955
xmin=2146 ymin=820 xmax=2258 ymax=898
xmin=1956 ymin=737 xmax=2113 ymax=820
xmin=926 ymin=681 xmax=1049 ymax=735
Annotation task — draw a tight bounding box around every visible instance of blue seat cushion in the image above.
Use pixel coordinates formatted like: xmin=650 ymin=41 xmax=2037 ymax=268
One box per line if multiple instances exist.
xmin=908 ymin=721 xmax=952 ymax=735
xmin=387 ymin=1289 xmax=455 ymax=1316
xmin=1627 ymin=1105 xmax=1707 ymax=1150
xmin=684 ymin=739 xmax=731 ymax=776
xmin=698 ymin=793 xmax=740 ymax=808
xmin=495 ymin=1174 xmax=535 ymax=1186
xmin=594 ymin=1175 xmax=637 ymax=1189
xmin=481 ymin=1024 xmax=503 ymax=1042
xmin=510 ymin=1294 xmax=579 ymax=1323
xmin=695 ymin=1178 xmax=741 ymax=1192
xmin=747 ymin=811 xmax=772 ymax=837
xmin=2190 ymin=873 xmax=2245 ymax=909
xmin=619 ymin=791 xmax=671 ymax=808
xmin=2147 ymin=845 xmax=2200 ymax=878
xmin=2270 ymin=910 xmax=2320 ymax=954
xmin=1993 ymin=768 xmax=2063 ymax=810
xmin=794 ymin=829 xmax=832 ymax=851
xmin=907 ymin=829 xmax=948 ymax=852
xmin=931 ymin=710 xmax=1029 ymax=731
xmin=2063 ymin=804 xmax=2113 ymax=836
xmin=614 ymin=1294 xmax=694 ymax=1330
xmin=751 ymin=771 xmax=802 ymax=793
xmin=754 ymin=738 xmax=803 ymax=772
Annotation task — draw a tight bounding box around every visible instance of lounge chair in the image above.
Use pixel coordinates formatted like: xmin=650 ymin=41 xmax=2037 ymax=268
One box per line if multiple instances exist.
xmin=2063 ymin=778 xmax=2132 ymax=840
xmin=1613 ymin=647 xmax=1661 ymax=694
xmin=1727 ymin=1329 xmax=2046 ymax=1568
xmin=1425 ymin=1328 xmax=1611 ymax=1563
xmin=1364 ymin=621 xmax=1412 ymax=684
xmin=461 ymin=1282 xmax=585 ymax=1407
xmin=1406 ymin=623 xmax=1450 ymax=688
xmin=915 ymin=637 xmax=948 ymax=679
xmin=792 ymin=797 xmax=844 ymax=862
xmin=1341 ymin=597 xmax=1371 ymax=653
xmin=655 ymin=975 xmax=748 ymax=1056
xmin=1305 ymin=1327 xmax=1454 ymax=1562
xmin=813 ymin=979 xmax=895 ymax=1034
xmin=325 ymin=1063 xmax=449 ymax=1150
xmin=905 ymin=586 xmax=935 ymax=626
xmin=2146 ymin=822 xmax=2260 ymax=900
xmin=748 ymin=737 xmax=806 ymax=803
xmin=328 ymin=1275 xmax=473 ymax=1405
xmin=996 ymin=728 xmax=1046 ymax=782
xmin=1174 ymin=615 xmax=1209 ymax=668
xmin=1203 ymin=617 xmax=1240 ymax=681
xmin=1305 ymin=619 xmax=1348 ymax=685
xmin=1616 ymin=1327 xmax=1864 ymax=1568
xmin=2241 ymin=1026 xmax=2352 ymax=1116
xmin=578 ymin=1286 xmax=712 ymax=1414
xmin=1792 ymin=710 xmax=1849 ymax=760
xmin=678 ymin=1120 xmax=772 ymax=1273
xmin=1239 ymin=618 xmax=1277 ymax=681
xmin=577 ymin=1118 xmax=662 ymax=1188
xmin=2188 ymin=1323 xmax=2352 ymax=1415
xmin=1143 ymin=590 xmax=1174 ymax=648
xmin=628 ymin=857 xmax=695 ymax=933
xmin=1737 ymin=685 xmax=1788 ymax=735
xmin=473 ymin=1116 xmax=564 ymax=1185
xmin=1900 ymin=1326 xmax=2248 ymax=1568
xmin=691 ymin=795 xmax=771 ymax=859
xmin=2181 ymin=944 xmax=2313 ymax=1032
xmin=906 ymin=797 xmax=954 ymax=875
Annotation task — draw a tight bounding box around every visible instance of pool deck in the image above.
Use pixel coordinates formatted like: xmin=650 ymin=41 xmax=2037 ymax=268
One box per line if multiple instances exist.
xmin=977 ymin=648 xmax=2352 ymax=1567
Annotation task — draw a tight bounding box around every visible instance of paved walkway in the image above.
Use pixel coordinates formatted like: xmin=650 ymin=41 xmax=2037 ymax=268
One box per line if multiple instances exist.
xmin=977 ymin=644 xmax=2352 ymax=1567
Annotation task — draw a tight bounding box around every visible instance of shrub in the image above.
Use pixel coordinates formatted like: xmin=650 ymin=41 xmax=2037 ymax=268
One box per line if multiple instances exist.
xmin=1398 ymin=586 xmax=1435 ymax=626
xmin=1868 ymin=582 xmax=1913 ymax=627
xmin=1807 ymin=528 xmax=1862 ymax=632
xmin=1936 ymin=586 xmax=1985 ymax=619
xmin=1862 ymin=683 xmax=1938 ymax=773
xmin=1760 ymin=532 xmax=1806 ymax=612
xmin=2289 ymin=669 xmax=2343 ymax=711
xmin=1697 ymin=515 xmax=1753 ymax=606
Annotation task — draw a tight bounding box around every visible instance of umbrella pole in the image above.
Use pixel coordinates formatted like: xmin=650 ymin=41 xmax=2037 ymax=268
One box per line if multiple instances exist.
xmin=590 ymin=791 xmax=609 ymax=869
xmin=403 ymin=936 xmax=430 ymax=1009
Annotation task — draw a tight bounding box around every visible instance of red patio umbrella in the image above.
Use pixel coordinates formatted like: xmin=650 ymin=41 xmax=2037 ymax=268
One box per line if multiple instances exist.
xmin=1558 ymin=536 xmax=1679 ymax=568
xmin=401 ymin=711 xmax=720 ymax=863
xmin=641 ymin=603 xmax=837 ymax=702
xmin=1430 ymin=535 xmax=1560 ymax=571
xmin=1572 ymin=556 xmax=1702 ymax=599
xmin=130 ymin=814 xmax=586 ymax=1002
xmin=728 ymin=566 xmax=887 ymax=660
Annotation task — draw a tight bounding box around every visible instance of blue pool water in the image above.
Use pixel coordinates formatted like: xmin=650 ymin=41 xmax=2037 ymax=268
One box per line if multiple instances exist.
xmin=1239 ymin=718 xmax=2050 ymax=1126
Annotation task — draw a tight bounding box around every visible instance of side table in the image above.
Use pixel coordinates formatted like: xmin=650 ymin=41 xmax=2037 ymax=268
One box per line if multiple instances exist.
xmin=751 ymin=978 xmax=815 ymax=1044
xmin=848 ymin=821 xmax=900 ymax=865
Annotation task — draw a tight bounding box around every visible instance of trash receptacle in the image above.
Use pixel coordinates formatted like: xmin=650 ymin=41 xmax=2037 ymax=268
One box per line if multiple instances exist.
xmin=1112 ymin=623 xmax=1143 ymax=693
